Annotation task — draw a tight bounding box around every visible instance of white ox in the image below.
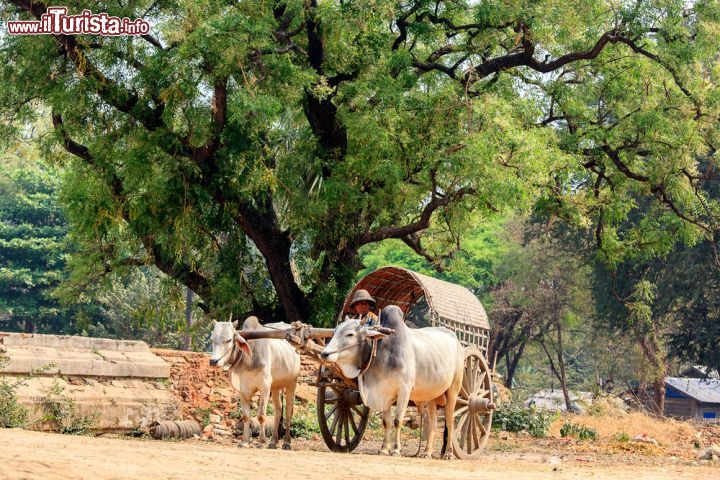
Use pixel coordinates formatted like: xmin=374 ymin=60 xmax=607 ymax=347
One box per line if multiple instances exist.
xmin=320 ymin=305 xmax=464 ymax=458
xmin=209 ymin=316 xmax=300 ymax=449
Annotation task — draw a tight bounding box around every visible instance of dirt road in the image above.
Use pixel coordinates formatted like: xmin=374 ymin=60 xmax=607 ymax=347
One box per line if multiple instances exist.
xmin=1 ymin=428 xmax=716 ymax=480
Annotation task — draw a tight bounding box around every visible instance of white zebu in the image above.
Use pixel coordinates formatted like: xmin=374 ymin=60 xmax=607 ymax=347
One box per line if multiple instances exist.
xmin=209 ymin=316 xmax=300 ymax=449
xmin=320 ymin=305 xmax=464 ymax=458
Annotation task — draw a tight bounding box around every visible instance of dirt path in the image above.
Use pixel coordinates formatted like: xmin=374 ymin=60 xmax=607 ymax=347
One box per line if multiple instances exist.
xmin=1 ymin=428 xmax=715 ymax=480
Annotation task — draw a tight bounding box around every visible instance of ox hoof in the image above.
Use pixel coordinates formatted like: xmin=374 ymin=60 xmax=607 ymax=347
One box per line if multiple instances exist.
xmin=238 ymin=442 xmax=251 ymax=448
xmin=282 ymin=444 xmax=291 ymax=451
xmin=268 ymin=443 xmax=277 ymax=449
xmin=390 ymin=449 xmax=402 ymax=457
xmin=378 ymin=449 xmax=390 ymax=456
xmin=442 ymin=453 xmax=454 ymax=461
xmin=420 ymin=452 xmax=434 ymax=459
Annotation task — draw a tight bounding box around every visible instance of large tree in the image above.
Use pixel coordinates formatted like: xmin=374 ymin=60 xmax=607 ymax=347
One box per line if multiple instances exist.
xmin=2 ymin=0 xmax=719 ymax=324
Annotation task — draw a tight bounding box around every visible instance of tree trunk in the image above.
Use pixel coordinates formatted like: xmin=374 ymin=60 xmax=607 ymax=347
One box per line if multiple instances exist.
xmin=638 ymin=335 xmax=667 ymax=416
xmin=183 ymin=287 xmax=194 ymax=351
xmin=538 ymin=323 xmax=574 ymax=413
xmin=653 ymin=376 xmax=666 ymax=416
xmin=555 ymin=323 xmax=574 ymax=413
xmin=504 ymin=339 xmax=528 ymax=389
xmin=259 ymin=237 xmax=310 ymax=324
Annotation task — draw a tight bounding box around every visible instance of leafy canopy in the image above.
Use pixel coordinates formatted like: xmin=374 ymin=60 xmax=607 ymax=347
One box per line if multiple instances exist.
xmin=1 ymin=0 xmax=718 ymax=325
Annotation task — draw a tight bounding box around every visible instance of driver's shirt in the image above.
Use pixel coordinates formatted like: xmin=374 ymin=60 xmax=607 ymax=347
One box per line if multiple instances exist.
xmin=357 ymin=312 xmax=379 ymax=327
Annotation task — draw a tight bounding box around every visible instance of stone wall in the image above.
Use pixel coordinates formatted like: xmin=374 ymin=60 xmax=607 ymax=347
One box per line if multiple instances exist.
xmin=0 ymin=332 xmax=179 ymax=432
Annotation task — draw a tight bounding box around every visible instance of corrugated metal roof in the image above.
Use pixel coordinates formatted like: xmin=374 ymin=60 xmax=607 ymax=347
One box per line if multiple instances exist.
xmin=666 ymin=377 xmax=720 ymax=404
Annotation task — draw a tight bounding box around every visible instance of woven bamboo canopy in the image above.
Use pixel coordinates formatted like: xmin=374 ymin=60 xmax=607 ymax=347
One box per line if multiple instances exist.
xmin=342 ymin=266 xmax=490 ymax=331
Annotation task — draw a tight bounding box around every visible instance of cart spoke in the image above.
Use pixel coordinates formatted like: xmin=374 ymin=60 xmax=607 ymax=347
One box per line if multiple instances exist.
xmin=454 ymin=405 xmax=468 ymax=417
xmin=462 ymin=367 xmax=471 ymax=395
xmin=471 ymin=415 xmax=481 ymax=451
xmin=478 ymin=417 xmax=487 ymax=436
xmin=455 ymin=397 xmax=468 ymax=406
xmin=335 ymin=408 xmax=345 ymax=445
xmin=330 ymin=405 xmax=342 ymax=435
xmin=324 ymin=404 xmax=338 ymax=422
xmin=465 ymin=365 xmax=473 ymax=394
xmin=344 ymin=413 xmax=351 ymax=445
xmin=350 ymin=405 xmax=364 ymax=417
xmin=457 ymin=412 xmax=468 ymax=449
xmin=466 ymin=414 xmax=475 ymax=454
xmin=348 ymin=407 xmax=359 ymax=434
xmin=475 ymin=371 xmax=486 ymax=395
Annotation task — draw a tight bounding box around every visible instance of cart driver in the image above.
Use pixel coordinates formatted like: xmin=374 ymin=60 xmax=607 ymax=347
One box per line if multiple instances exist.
xmin=348 ymin=289 xmax=378 ymax=327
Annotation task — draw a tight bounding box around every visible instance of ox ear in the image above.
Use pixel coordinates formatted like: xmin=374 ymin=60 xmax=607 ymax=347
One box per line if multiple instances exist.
xmin=364 ymin=329 xmax=388 ymax=340
xmin=234 ymin=333 xmax=252 ymax=358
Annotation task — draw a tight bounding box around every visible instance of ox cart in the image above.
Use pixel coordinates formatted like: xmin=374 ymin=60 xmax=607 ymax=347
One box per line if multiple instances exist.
xmin=237 ymin=266 xmax=495 ymax=459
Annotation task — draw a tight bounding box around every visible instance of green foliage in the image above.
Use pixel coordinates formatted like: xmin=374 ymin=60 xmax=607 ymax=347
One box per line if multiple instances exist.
xmin=492 ymin=405 xmax=556 ymax=438
xmin=560 ymin=422 xmax=598 ymax=441
xmin=78 ymin=267 xmax=210 ymax=350
xmin=614 ymin=432 xmax=631 ymax=443
xmin=191 ymin=406 xmax=215 ymax=428
xmin=0 ymin=1 xmax=719 ymax=376
xmin=40 ymin=381 xmax=96 ymax=435
xmin=289 ymin=401 xmax=321 ymax=439
xmin=0 ymin=356 xmax=29 ymax=428
xmin=0 ymin=149 xmax=72 ymax=333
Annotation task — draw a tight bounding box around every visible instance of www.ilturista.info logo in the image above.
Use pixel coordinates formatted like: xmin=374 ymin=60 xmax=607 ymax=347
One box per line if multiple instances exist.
xmin=6 ymin=7 xmax=150 ymax=36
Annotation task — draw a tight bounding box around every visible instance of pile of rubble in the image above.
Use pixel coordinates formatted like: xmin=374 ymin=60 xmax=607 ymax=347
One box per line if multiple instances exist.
xmin=152 ymin=349 xmax=318 ymax=441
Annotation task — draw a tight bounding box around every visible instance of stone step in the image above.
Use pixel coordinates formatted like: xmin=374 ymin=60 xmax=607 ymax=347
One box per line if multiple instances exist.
xmin=0 ymin=332 xmax=169 ymax=379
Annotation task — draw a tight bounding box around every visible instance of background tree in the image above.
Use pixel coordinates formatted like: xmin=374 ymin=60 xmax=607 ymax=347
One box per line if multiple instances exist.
xmin=489 ymin=218 xmax=596 ymax=410
xmin=4 ymin=0 xmax=718 ymax=329
xmin=0 ymin=145 xmax=70 ymax=333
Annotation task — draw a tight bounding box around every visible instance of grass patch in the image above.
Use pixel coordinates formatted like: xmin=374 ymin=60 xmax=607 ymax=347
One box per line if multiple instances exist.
xmin=290 ymin=401 xmax=321 ymax=439
xmin=492 ymin=405 xmax=556 ymax=438
xmin=560 ymin=421 xmax=598 ymax=440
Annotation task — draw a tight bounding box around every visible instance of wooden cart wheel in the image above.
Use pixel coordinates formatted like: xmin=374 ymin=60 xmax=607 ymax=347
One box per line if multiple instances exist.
xmin=451 ymin=347 xmax=494 ymax=459
xmin=316 ymin=366 xmax=369 ymax=452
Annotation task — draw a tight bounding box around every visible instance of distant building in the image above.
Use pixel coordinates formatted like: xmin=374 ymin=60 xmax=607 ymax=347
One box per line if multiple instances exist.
xmin=524 ymin=390 xmax=593 ymax=413
xmin=679 ymin=365 xmax=720 ymax=380
xmin=664 ymin=367 xmax=720 ymax=421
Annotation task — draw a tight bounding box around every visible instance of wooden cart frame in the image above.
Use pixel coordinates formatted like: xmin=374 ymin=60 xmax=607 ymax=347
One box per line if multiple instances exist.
xmin=238 ymin=266 xmax=495 ymax=458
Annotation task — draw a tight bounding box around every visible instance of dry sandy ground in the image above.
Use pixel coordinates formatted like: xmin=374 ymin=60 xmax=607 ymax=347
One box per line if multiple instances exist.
xmin=1 ymin=428 xmax=717 ymax=480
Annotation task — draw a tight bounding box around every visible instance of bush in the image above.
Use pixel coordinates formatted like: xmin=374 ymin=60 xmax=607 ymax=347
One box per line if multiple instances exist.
xmin=492 ymin=405 xmax=556 ymax=437
xmin=41 ymin=382 xmax=96 ymax=435
xmin=0 ymin=381 xmax=29 ymax=428
xmin=560 ymin=422 xmax=598 ymax=440
xmin=614 ymin=432 xmax=630 ymax=442
xmin=290 ymin=401 xmax=321 ymax=439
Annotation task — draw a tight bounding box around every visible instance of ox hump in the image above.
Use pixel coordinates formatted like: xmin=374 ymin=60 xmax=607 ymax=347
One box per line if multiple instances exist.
xmin=242 ymin=316 xmax=262 ymax=330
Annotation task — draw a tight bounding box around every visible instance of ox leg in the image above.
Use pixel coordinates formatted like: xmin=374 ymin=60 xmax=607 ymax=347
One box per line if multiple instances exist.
xmin=422 ymin=401 xmax=438 ymax=459
xmin=442 ymin=372 xmax=463 ymax=460
xmin=391 ymin=388 xmax=411 ymax=456
xmin=257 ymin=387 xmax=271 ymax=446
xmin=379 ymin=406 xmax=393 ymax=455
xmin=283 ymin=382 xmax=296 ymax=450
xmin=268 ymin=389 xmax=281 ymax=449
xmin=239 ymin=396 xmax=252 ymax=447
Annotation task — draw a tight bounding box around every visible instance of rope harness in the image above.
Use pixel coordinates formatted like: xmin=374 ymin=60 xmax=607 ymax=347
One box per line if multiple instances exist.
xmin=321 ymin=337 xmax=380 ymax=376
